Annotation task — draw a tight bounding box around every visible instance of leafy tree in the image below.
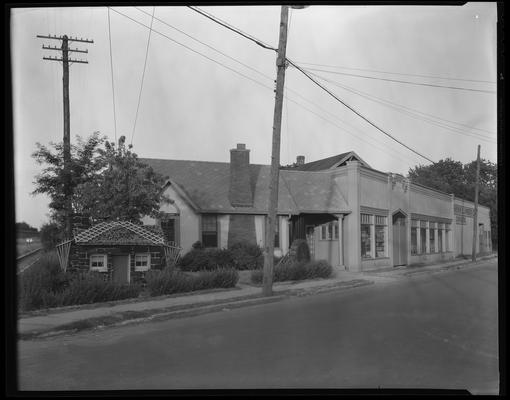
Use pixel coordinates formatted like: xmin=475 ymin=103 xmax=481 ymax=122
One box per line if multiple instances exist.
xmin=74 ymin=136 xmax=169 ymax=222
xmin=32 ymin=131 xmax=107 ymax=229
xmin=408 ymin=158 xmax=497 ymax=248
xmin=16 ymin=222 xmax=38 ymax=233
xmin=39 ymin=222 xmax=62 ymax=250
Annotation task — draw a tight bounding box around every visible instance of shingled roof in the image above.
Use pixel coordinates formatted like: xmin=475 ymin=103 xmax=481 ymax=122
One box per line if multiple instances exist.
xmin=290 ymin=151 xmax=370 ymax=171
xmin=141 ymin=158 xmax=350 ymax=215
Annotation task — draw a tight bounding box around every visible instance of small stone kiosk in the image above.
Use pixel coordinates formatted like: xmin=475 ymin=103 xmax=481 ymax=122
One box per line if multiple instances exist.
xmin=56 ymin=215 xmax=181 ymax=284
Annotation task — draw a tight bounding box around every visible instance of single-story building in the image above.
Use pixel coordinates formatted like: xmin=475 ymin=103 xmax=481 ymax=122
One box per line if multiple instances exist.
xmin=56 ymin=215 xmax=181 ymax=283
xmin=140 ymin=143 xmax=492 ymax=272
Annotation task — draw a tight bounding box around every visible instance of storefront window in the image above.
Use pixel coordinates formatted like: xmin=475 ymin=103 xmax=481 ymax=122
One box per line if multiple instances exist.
xmin=420 ymin=221 xmax=427 ymax=253
xmin=375 ymin=216 xmax=387 ymax=258
xmin=429 ymin=224 xmax=436 ymax=253
xmin=361 ymin=214 xmax=372 ymax=258
xmin=411 ymin=220 xmax=418 ymax=255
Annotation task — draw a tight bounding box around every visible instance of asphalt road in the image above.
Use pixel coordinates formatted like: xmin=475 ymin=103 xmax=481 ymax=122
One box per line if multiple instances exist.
xmin=17 ymin=259 xmax=499 ymax=393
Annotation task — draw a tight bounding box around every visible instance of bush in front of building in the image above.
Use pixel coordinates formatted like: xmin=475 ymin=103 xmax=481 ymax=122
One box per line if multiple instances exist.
xmin=145 ymin=268 xmax=239 ymax=296
xmin=178 ymin=248 xmax=235 ymax=271
xmin=178 ymin=241 xmax=267 ymax=271
xmin=228 ymin=241 xmax=264 ymax=270
xmin=250 ymin=259 xmax=332 ymax=284
xmin=18 ymin=251 xmax=143 ymax=312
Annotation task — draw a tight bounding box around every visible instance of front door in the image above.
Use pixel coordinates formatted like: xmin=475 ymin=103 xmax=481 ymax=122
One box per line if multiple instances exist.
xmin=392 ymin=213 xmax=407 ymax=266
xmin=112 ymin=255 xmax=130 ymax=283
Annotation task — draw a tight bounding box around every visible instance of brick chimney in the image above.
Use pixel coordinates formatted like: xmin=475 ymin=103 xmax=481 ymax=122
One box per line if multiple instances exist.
xmin=229 ymin=143 xmax=253 ymax=207
xmin=296 ymin=155 xmax=305 ymax=166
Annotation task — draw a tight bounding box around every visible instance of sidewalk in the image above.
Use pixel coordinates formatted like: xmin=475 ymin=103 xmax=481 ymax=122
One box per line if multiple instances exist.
xmin=17 ymin=254 xmax=497 ymax=340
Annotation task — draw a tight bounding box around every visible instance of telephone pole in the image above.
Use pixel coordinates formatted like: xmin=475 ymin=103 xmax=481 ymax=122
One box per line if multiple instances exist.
xmin=472 ymin=144 xmax=481 ymax=262
xmin=37 ymin=34 xmax=93 ymax=239
xmin=262 ymin=6 xmax=290 ymax=297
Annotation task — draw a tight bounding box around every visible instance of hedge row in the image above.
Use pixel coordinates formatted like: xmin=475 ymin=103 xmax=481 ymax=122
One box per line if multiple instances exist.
xmin=250 ymin=260 xmax=332 ymax=284
xmin=145 ymin=268 xmax=239 ymax=296
xmin=178 ymin=241 xmax=265 ymax=271
xmin=18 ymin=252 xmax=142 ymax=312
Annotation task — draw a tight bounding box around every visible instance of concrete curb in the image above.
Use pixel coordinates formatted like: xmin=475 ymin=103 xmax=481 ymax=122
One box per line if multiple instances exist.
xmin=18 ymin=279 xmax=374 ymax=340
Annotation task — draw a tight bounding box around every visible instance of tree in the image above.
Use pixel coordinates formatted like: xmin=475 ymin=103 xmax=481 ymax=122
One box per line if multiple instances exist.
xmin=32 ymin=131 xmax=106 ymax=229
xmin=74 ymin=136 xmax=169 ymax=222
xmin=40 ymin=222 xmax=62 ymax=250
xmin=408 ymin=158 xmax=497 ymax=248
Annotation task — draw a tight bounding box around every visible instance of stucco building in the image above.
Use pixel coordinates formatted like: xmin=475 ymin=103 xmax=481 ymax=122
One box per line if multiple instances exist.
xmin=141 ymin=143 xmax=492 ymax=272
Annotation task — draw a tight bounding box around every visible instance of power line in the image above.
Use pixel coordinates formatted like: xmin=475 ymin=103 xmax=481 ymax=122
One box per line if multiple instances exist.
xmin=131 ymin=6 xmax=155 ymax=146
xmin=109 ymin=7 xmax=274 ymax=92
xmin=107 ymin=7 xmax=117 ymax=143
xmin=310 ymin=72 xmax=497 ymax=143
xmin=134 ymin=6 xmax=274 ymax=83
xmin=287 ymin=58 xmax=436 ymax=164
xmin=294 ymin=61 xmax=497 ymax=85
xmin=300 ymin=66 xmax=496 ymax=94
xmin=187 ymin=6 xmax=277 ymax=51
xmin=112 ymin=7 xmax=430 ymax=165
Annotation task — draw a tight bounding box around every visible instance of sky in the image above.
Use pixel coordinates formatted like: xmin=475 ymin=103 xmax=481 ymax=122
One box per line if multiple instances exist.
xmin=11 ymin=3 xmax=498 ymax=229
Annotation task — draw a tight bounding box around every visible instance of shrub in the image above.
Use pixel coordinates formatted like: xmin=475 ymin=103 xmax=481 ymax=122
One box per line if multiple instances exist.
xmin=18 ymin=251 xmax=70 ymax=311
xmin=146 ymin=268 xmax=238 ymax=296
xmin=178 ymin=248 xmax=235 ymax=271
xmin=229 ymin=241 xmax=264 ymax=270
xmin=250 ymin=259 xmax=332 ymax=284
xmin=58 ymin=273 xmax=142 ymax=307
xmin=290 ymin=239 xmax=311 ymax=262
xmin=18 ymin=251 xmax=142 ymax=312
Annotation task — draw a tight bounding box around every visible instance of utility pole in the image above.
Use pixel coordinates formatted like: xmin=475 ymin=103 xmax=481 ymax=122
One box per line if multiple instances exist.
xmin=472 ymin=144 xmax=481 ymax=261
xmin=262 ymin=6 xmax=290 ymax=297
xmin=37 ymin=34 xmax=93 ymax=239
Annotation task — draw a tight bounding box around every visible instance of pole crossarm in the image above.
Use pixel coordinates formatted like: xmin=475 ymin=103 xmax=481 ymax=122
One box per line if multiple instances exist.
xmin=37 ymin=34 xmax=94 ymax=43
xmin=43 ymin=57 xmax=89 ymax=64
xmin=42 ymin=45 xmax=89 ymax=53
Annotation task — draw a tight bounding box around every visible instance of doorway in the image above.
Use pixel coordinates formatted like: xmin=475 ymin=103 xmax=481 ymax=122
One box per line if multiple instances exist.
xmin=112 ymin=255 xmax=130 ymax=283
xmin=392 ymin=212 xmax=407 ymax=266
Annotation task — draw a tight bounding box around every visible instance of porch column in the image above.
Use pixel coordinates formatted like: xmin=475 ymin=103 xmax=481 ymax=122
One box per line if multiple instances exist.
xmin=281 ymin=215 xmax=290 ymax=256
xmin=335 ymin=214 xmax=344 ymax=268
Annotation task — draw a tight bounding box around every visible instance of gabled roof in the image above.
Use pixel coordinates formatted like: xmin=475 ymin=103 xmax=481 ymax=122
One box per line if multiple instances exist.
xmin=74 ymin=221 xmax=166 ymax=245
xmin=291 ymin=151 xmax=370 ymax=171
xmin=141 ymin=158 xmax=350 ymax=215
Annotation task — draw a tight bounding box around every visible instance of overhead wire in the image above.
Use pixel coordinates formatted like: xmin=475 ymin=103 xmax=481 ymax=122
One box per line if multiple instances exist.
xmin=287 ymin=58 xmax=436 ymax=164
xmin=185 ymin=5 xmax=436 ymax=163
xmin=186 ymin=6 xmax=278 ymax=51
xmin=130 ymin=6 xmax=155 ymax=146
xmin=309 ymin=71 xmax=497 ymax=143
xmin=301 ymin=66 xmax=496 ymax=94
xmin=111 ymin=7 xmax=421 ymax=166
xmin=134 ymin=6 xmax=273 ymax=82
xmin=294 ymin=61 xmax=497 ymax=85
xmin=107 ymin=7 xmax=118 ymax=143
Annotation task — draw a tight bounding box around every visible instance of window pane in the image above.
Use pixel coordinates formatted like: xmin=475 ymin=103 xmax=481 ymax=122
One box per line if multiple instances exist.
xmin=438 ymin=230 xmax=443 ymax=252
xmin=430 ymin=229 xmax=435 ymax=252
xmin=202 ymin=232 xmax=217 ymax=247
xmin=334 ymin=221 xmax=339 ymax=240
xmin=420 ymin=228 xmax=427 ymax=253
xmin=411 ymin=227 xmax=418 ymax=255
xmin=321 ymin=225 xmax=327 ymax=240
xmin=375 ymin=226 xmax=386 ymax=257
xmin=328 ymin=223 xmax=333 ymax=240
xmin=361 ymin=224 xmax=371 ymax=258
xmin=202 ymin=215 xmax=217 ymax=232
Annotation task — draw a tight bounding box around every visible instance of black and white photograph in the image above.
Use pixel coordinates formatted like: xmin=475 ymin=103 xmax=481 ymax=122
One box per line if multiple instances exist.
xmin=9 ymin=2 xmax=500 ymax=394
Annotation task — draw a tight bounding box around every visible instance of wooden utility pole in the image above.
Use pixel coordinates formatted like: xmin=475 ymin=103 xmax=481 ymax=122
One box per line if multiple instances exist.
xmin=37 ymin=34 xmax=93 ymax=238
xmin=472 ymin=145 xmax=481 ymax=261
xmin=262 ymin=6 xmax=289 ymax=297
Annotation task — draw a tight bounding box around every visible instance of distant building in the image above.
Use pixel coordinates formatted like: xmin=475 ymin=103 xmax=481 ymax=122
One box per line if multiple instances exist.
xmin=140 ymin=144 xmax=492 ymax=272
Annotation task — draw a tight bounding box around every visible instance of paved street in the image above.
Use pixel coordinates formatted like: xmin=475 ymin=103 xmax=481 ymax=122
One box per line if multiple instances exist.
xmin=18 ymin=259 xmax=499 ymax=393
